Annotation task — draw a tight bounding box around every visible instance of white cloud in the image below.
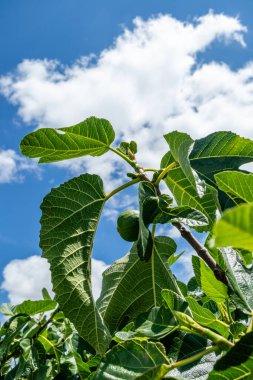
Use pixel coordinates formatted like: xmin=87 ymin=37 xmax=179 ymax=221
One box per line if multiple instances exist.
xmin=1 ymin=255 xmax=108 ymax=304
xmin=0 ymin=12 xmax=252 ymax=284
xmin=0 ymin=12 xmax=249 ymax=184
xmin=0 ymin=149 xmax=40 ymax=183
xmin=156 ymin=224 xmax=181 ymax=240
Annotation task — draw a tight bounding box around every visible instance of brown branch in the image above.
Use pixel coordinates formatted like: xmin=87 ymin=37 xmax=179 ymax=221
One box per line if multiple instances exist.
xmin=172 ymin=222 xmax=228 ymax=285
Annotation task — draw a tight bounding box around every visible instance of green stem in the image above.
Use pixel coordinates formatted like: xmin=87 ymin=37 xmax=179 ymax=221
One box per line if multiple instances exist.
xmin=155 ymin=162 xmax=176 ymax=186
xmin=167 ymin=345 xmax=219 ymax=371
xmin=247 ymin=313 xmax=253 ymax=333
xmin=144 ymin=168 xmax=158 ymax=172
xmin=105 ymin=178 xmax=141 ymax=201
xmin=175 ymin=312 xmax=233 ymax=350
xmin=225 ymin=300 xmax=234 ymax=324
xmin=109 ymin=146 xmax=137 ymax=169
xmin=151 ymin=223 xmax=156 ymax=238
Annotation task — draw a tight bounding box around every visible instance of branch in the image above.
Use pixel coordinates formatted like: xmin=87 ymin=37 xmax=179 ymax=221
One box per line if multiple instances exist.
xmin=172 ymin=222 xmax=228 ymax=285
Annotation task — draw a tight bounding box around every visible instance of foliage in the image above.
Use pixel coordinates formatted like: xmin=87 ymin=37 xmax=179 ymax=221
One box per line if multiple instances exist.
xmin=1 ymin=116 xmax=253 ymax=379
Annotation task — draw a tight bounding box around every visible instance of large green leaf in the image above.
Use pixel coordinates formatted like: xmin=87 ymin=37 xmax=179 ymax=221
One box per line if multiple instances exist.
xmin=190 ymin=131 xmax=253 ymax=182
xmin=167 ymin=331 xmax=218 ymax=380
xmin=164 ymin=131 xmax=197 ymax=190
xmin=134 ymin=306 xmax=178 ymax=339
xmin=163 ymin=166 xmax=218 ymax=230
xmin=214 ymin=204 xmax=253 ymax=251
xmin=186 ymin=296 xmax=229 ymax=338
xmin=94 ymin=340 xmax=169 ymax=380
xmin=220 ymin=247 xmax=253 ymax=313
xmin=20 ymin=117 xmax=115 ymax=163
xmin=0 ymin=315 xmax=30 ymax=359
xmin=208 ymin=332 xmax=253 ymax=379
xmin=162 ymin=290 xmax=188 ymax=315
xmin=154 ymin=206 xmax=208 ymax=227
xmin=192 ymin=257 xmax=228 ymax=304
xmin=40 ymin=173 xmax=110 ymax=354
xmin=97 ymin=236 xmax=182 ymax=333
xmin=188 ymin=132 xmax=253 ymax=209
xmin=215 ymin=172 xmax=253 ymax=204
xmin=0 ymin=300 xmax=57 ymax=317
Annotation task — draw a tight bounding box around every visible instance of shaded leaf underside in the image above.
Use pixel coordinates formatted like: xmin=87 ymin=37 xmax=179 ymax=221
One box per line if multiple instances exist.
xmin=97 ymin=236 xmax=182 ymax=334
xmin=40 ymin=173 xmax=110 ymax=354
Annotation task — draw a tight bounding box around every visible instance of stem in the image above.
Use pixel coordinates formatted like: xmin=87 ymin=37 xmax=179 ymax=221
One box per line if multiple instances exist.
xmin=168 ymin=345 xmax=219 ymax=370
xmin=109 ymin=146 xmax=138 ymax=170
xmin=247 ymin=313 xmax=253 ymax=333
xmin=155 ymin=162 xmax=176 ymax=186
xmin=151 ymin=223 xmax=156 ymax=238
xmin=109 ymin=147 xmax=151 ymax=181
xmin=177 ymin=320 xmax=233 ymax=350
xmin=172 ymin=222 xmax=228 ymax=285
xmin=144 ymin=168 xmax=158 ymax=172
xmin=105 ymin=178 xmax=141 ymax=201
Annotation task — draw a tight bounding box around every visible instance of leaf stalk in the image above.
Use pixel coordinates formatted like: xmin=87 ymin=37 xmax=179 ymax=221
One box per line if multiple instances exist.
xmin=155 ymin=162 xmax=176 ymax=186
xmin=167 ymin=345 xmax=219 ymax=371
xmin=105 ymin=178 xmax=141 ymax=201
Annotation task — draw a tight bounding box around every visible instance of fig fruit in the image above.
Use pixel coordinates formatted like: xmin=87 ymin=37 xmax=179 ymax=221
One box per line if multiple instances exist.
xmin=117 ymin=210 xmax=140 ymax=242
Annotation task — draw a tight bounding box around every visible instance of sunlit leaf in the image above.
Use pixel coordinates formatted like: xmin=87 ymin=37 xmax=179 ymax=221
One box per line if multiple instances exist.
xmin=20 ymin=116 xmax=115 ymax=163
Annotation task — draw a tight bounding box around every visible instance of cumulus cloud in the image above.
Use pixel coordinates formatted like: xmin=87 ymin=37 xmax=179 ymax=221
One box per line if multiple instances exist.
xmin=0 ymin=149 xmax=40 ymax=183
xmin=0 ymin=12 xmax=251 ymax=286
xmin=0 ymin=12 xmax=249 ymax=180
xmin=1 ymin=255 xmax=108 ymax=304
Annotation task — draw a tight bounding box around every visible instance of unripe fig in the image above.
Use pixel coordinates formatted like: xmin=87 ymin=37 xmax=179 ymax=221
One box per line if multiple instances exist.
xmin=117 ymin=210 xmax=140 ymax=242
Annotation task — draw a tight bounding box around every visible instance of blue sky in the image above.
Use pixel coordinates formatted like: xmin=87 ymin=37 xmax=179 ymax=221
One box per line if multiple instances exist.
xmin=1 ymin=0 xmax=253 ymax=304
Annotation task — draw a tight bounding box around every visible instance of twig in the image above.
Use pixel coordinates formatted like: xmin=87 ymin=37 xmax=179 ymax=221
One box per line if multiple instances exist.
xmin=172 ymin=222 xmax=228 ymax=285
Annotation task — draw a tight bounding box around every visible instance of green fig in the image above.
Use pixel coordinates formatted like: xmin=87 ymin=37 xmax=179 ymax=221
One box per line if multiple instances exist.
xmin=117 ymin=210 xmax=140 ymax=242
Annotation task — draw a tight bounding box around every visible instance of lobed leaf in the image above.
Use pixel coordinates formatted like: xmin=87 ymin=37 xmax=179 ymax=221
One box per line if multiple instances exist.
xmin=186 ymin=296 xmax=229 ymax=338
xmin=134 ymin=306 xmax=178 ymax=339
xmin=190 ymin=131 xmax=253 ymax=182
xmin=167 ymin=331 xmax=218 ymax=380
xmin=94 ymin=340 xmax=169 ymax=380
xmin=214 ymin=204 xmax=253 ymax=251
xmin=0 ymin=300 xmax=57 ymax=317
xmin=215 ymin=171 xmax=253 ymax=204
xmin=164 ymin=131 xmax=200 ymax=193
xmin=208 ymin=332 xmax=253 ymax=379
xmin=40 ymin=173 xmax=110 ymax=354
xmin=163 ymin=166 xmax=218 ymax=231
xmin=192 ymin=257 xmax=228 ymax=304
xmin=154 ymin=205 xmax=209 ymax=227
xmin=220 ymin=247 xmax=253 ymax=313
xmin=97 ymin=236 xmax=182 ymax=334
